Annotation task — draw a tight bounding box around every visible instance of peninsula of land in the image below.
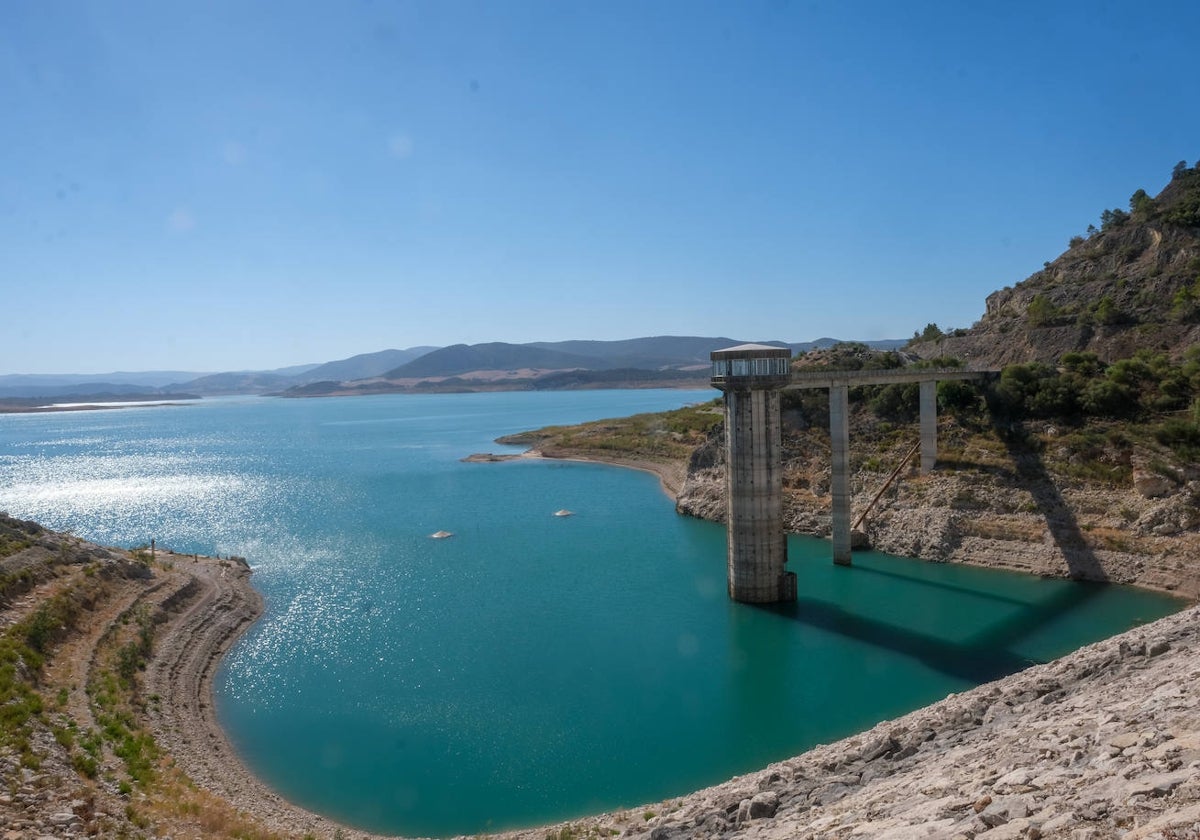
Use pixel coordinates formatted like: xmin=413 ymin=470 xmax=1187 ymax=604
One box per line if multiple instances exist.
xmin=0 ymin=394 xmax=200 ymax=414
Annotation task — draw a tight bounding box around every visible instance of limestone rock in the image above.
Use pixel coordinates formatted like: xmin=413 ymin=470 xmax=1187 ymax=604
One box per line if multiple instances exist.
xmin=1133 ymin=468 xmax=1174 ymax=499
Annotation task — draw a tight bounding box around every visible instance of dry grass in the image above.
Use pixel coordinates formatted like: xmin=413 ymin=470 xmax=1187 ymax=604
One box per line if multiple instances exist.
xmin=145 ymin=768 xmax=288 ymax=840
xmin=958 ymin=517 xmax=1047 ymax=542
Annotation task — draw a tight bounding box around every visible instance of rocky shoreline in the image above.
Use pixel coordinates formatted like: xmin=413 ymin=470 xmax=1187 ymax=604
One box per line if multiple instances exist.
xmin=551 ymin=602 xmax=1200 ymax=840
xmin=102 ymin=548 xmax=1200 ymax=839
xmin=183 ymin=446 xmax=1195 ymax=839
xmin=673 ymin=427 xmax=1200 ymax=602
xmin=4 ymin=467 xmax=1199 ymax=839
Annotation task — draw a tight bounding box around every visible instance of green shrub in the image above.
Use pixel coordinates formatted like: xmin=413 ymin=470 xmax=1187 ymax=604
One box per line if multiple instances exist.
xmin=1154 ymin=418 xmax=1200 ymax=460
xmin=1027 ymin=294 xmax=1061 ymax=327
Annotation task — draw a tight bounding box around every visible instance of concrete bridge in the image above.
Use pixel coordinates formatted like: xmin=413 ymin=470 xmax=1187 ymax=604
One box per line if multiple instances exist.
xmin=710 ymin=343 xmax=990 ymax=604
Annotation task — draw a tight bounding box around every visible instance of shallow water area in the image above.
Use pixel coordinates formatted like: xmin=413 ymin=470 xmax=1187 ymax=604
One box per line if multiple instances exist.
xmin=0 ymin=391 xmax=1183 ymax=837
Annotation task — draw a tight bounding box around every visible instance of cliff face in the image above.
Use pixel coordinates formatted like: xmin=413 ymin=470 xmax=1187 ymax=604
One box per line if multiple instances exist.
xmin=912 ymin=164 xmax=1200 ymax=367
xmin=676 ymin=413 xmax=1200 ymax=599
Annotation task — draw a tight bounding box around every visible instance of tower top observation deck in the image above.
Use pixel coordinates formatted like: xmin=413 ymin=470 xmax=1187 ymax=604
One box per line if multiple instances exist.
xmin=710 ymin=344 xmax=792 ymax=391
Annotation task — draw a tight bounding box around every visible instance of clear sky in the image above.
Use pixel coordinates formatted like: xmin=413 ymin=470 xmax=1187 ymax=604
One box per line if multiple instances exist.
xmin=2 ymin=1 xmax=1198 ymax=374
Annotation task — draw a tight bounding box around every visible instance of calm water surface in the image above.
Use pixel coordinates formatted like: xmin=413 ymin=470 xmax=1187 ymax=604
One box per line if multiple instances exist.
xmin=0 ymin=392 xmax=1182 ymax=836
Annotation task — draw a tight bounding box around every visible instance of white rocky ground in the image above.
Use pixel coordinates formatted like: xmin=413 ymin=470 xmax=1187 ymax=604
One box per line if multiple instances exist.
xmin=538 ymin=605 xmax=1200 ymax=840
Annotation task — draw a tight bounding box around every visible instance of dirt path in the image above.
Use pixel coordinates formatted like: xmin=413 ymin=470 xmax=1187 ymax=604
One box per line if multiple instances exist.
xmin=520 ymin=448 xmax=689 ymax=499
xmin=139 ymin=553 xmax=358 ymax=838
xmin=41 ymin=573 xmax=157 ymax=739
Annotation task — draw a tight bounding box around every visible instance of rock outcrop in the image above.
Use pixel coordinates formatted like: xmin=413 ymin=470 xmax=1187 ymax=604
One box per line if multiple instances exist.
xmin=909 ymin=163 xmax=1200 ymax=367
xmin=676 ymin=419 xmax=1200 ymax=600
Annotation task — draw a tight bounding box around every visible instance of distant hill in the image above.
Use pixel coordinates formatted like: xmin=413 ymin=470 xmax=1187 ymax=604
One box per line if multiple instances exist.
xmin=170 ymin=372 xmax=303 ymax=395
xmin=0 ymin=371 xmax=213 ymax=398
xmin=790 ymin=337 xmax=908 ymax=354
xmin=385 ymin=336 xmax=903 ymax=380
xmin=910 ymin=160 xmax=1200 ymax=367
xmin=276 ymin=336 xmax=905 ymax=396
xmin=170 ymin=347 xmax=438 ymax=394
xmin=0 ymin=382 xmax=166 ymax=399
xmin=6 ymin=337 xmax=909 ymax=400
xmin=303 ymin=347 xmax=437 ymax=382
xmin=528 ymin=368 xmax=708 ymax=389
xmin=524 ymin=336 xmax=769 ymax=369
xmin=385 ymin=343 xmax=607 ymax=378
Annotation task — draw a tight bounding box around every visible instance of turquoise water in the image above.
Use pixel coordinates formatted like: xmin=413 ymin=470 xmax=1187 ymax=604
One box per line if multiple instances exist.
xmin=0 ymin=392 xmax=1183 ymax=837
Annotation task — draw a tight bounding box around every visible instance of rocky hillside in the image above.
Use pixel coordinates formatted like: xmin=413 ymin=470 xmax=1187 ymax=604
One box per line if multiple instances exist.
xmin=0 ymin=514 xmax=268 ymax=840
xmin=672 ymin=333 xmax=1200 ymax=598
xmin=663 ymin=163 xmax=1200 ymax=600
xmin=913 ymin=161 xmax=1200 ymax=367
xmin=676 ymin=404 xmax=1200 ymax=599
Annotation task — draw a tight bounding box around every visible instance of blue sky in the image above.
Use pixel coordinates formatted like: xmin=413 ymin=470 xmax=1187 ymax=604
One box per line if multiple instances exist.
xmin=2 ymin=1 xmax=1198 ymax=374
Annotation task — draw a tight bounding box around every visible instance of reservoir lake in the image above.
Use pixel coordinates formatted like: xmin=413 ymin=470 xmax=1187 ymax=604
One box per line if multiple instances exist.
xmin=0 ymin=390 xmax=1183 ymax=837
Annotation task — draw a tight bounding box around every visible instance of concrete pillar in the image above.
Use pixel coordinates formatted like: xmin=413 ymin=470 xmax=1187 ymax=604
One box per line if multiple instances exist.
xmin=711 ymin=344 xmax=795 ymax=604
xmin=919 ymin=379 xmax=937 ymax=474
xmin=829 ymin=383 xmax=851 ymax=566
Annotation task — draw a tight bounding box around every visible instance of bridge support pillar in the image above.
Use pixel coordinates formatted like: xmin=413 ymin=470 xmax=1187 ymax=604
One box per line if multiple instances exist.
xmin=711 ymin=345 xmax=796 ymax=603
xmin=919 ymin=380 xmax=937 ymax=474
xmin=830 ymin=383 xmax=852 ymax=565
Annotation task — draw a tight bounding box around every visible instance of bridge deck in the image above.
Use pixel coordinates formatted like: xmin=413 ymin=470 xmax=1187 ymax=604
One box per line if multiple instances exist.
xmin=784 ymin=367 xmax=992 ymax=390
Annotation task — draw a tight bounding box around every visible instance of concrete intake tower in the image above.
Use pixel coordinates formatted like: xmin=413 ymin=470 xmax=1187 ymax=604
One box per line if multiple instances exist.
xmin=710 ymin=344 xmax=797 ymax=603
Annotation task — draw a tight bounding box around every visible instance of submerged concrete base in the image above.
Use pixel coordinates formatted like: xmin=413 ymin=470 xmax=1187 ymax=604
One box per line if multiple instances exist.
xmin=713 ymin=344 xmax=796 ymax=604
xmin=723 ymin=387 xmax=795 ymax=603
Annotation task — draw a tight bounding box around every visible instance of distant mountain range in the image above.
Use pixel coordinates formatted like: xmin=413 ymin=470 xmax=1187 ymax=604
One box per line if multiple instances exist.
xmin=0 ymin=337 xmax=905 ymax=403
xmin=0 ymin=371 xmax=214 ymax=398
xmin=286 ymin=336 xmax=907 ymax=397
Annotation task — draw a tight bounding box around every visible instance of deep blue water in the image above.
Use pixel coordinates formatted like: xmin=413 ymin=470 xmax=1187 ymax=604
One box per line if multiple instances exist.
xmin=0 ymin=391 xmax=1183 ymax=837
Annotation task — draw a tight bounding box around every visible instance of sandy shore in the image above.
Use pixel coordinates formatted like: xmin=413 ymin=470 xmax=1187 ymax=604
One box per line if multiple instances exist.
xmin=464 ymin=447 xmax=689 ymax=499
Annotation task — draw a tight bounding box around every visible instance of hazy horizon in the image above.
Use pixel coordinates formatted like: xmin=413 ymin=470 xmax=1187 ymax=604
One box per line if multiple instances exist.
xmin=4 ymin=1 xmax=1199 ymax=374
xmin=0 ymin=334 xmax=903 ymax=379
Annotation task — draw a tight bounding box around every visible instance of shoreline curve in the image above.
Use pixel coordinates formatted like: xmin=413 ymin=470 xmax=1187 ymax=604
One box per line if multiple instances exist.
xmin=149 ymin=460 xmax=1200 ymax=839
xmin=155 ymin=552 xmax=1200 ymax=839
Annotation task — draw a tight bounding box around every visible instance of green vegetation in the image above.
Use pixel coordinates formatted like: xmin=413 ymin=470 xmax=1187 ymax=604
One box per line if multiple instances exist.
xmin=784 ymin=345 xmax=978 ymax=426
xmin=0 ymin=580 xmax=99 ymax=766
xmin=504 ymin=401 xmax=723 ymax=462
xmin=0 ymin=515 xmax=45 ymax=602
xmin=88 ymin=605 xmax=161 ymax=786
xmin=1067 ymin=160 xmax=1200 ymax=246
xmin=1099 ymin=207 xmax=1130 ymax=232
xmin=1027 ymin=293 xmax=1063 ymax=327
xmin=1170 ymin=277 xmax=1200 ymax=322
xmin=0 ymin=567 xmax=39 ymax=602
xmin=1092 ymin=295 xmax=1125 ymax=325
xmin=1154 ymin=417 xmax=1200 ymax=461
xmin=991 ymin=349 xmax=1200 ymax=421
xmin=1164 ymin=161 xmax=1200 ymax=227
xmin=910 ymin=322 xmax=944 ymax=343
xmin=0 ymin=514 xmax=41 ymax=555
xmin=1129 ymin=188 xmax=1155 ymax=218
